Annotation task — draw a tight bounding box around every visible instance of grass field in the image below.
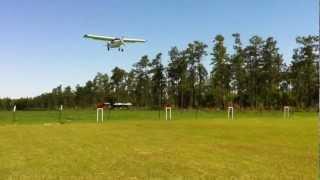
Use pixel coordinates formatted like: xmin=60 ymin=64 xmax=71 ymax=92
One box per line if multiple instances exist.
xmin=0 ymin=109 xmax=317 ymax=179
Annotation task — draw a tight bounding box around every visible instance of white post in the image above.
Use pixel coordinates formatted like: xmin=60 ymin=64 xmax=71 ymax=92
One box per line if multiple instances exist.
xmin=12 ymin=105 xmax=16 ymax=122
xmin=102 ymin=108 xmax=104 ymax=123
xmin=284 ymin=106 xmax=290 ymax=119
xmin=228 ymin=106 xmax=234 ymax=120
xmin=165 ymin=107 xmax=168 ymax=120
xmin=166 ymin=108 xmax=168 ymax=120
xmin=97 ymin=108 xmax=104 ymax=123
xmin=59 ymin=105 xmax=63 ymax=122
xmin=97 ymin=108 xmax=99 ymax=123
xmin=165 ymin=107 xmax=172 ymax=120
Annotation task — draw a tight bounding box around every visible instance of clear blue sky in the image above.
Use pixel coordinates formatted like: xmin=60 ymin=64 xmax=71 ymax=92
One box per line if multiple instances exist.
xmin=0 ymin=0 xmax=317 ymax=98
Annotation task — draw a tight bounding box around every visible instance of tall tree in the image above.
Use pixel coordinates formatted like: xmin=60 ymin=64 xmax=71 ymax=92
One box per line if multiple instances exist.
xmin=244 ymin=35 xmax=264 ymax=108
xmin=260 ymin=37 xmax=284 ymax=108
xmin=210 ymin=35 xmax=230 ymax=109
xmin=290 ymin=35 xmax=319 ymax=108
xmin=63 ymin=86 xmax=75 ymax=108
xmin=133 ymin=55 xmax=151 ymax=106
xmin=110 ymin=67 xmax=127 ymax=103
xmin=125 ymin=70 xmax=137 ymax=103
xmin=185 ymin=41 xmax=208 ymax=107
xmin=149 ymin=53 xmax=166 ymax=108
xmin=93 ymin=72 xmax=110 ymax=102
xmin=167 ymin=47 xmax=188 ymax=107
xmin=230 ymin=33 xmax=246 ymax=107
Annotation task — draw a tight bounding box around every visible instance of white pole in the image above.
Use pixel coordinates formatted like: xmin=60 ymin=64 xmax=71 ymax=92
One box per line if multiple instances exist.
xmin=232 ymin=108 xmax=234 ymax=120
xmin=284 ymin=106 xmax=290 ymax=119
xmin=166 ymin=107 xmax=168 ymax=120
xmin=165 ymin=107 xmax=172 ymax=120
xmin=97 ymin=109 xmax=99 ymax=123
xmin=102 ymin=108 xmax=104 ymax=123
xmin=96 ymin=108 xmax=104 ymax=123
xmin=227 ymin=107 xmax=234 ymax=120
xmin=12 ymin=105 xmax=16 ymax=122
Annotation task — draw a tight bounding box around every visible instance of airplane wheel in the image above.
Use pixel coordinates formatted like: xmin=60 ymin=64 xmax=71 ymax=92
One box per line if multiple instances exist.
xmin=121 ymin=48 xmax=124 ymax=52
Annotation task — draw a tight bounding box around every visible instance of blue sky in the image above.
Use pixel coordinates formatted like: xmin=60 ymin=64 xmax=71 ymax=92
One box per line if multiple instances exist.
xmin=0 ymin=0 xmax=317 ymax=98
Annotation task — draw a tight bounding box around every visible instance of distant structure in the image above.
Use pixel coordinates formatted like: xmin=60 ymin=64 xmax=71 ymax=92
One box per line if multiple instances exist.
xmin=228 ymin=106 xmax=234 ymax=120
xmin=111 ymin=102 xmax=132 ymax=109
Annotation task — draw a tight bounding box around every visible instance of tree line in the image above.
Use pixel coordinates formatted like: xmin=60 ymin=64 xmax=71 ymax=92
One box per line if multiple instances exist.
xmin=0 ymin=34 xmax=319 ymax=110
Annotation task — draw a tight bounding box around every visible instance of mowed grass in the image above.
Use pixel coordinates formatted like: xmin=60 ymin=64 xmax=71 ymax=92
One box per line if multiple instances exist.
xmin=0 ymin=110 xmax=317 ymax=179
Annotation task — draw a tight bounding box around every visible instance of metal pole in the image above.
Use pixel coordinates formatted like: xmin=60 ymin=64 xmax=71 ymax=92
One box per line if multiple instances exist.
xmin=97 ymin=108 xmax=99 ymax=123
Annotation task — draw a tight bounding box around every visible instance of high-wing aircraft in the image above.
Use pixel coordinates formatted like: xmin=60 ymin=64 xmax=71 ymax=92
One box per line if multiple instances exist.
xmin=83 ymin=34 xmax=146 ymax=52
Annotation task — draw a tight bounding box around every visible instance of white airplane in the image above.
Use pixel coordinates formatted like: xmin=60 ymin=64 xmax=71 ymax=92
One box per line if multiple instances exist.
xmin=83 ymin=34 xmax=146 ymax=52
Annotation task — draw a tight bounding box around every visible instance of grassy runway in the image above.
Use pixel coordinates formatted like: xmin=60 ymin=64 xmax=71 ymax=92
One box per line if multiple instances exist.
xmin=0 ymin=110 xmax=317 ymax=179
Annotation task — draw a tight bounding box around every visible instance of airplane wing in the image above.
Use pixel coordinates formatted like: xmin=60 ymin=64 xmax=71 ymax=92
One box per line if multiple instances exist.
xmin=83 ymin=34 xmax=116 ymax=41
xmin=122 ymin=38 xmax=146 ymax=43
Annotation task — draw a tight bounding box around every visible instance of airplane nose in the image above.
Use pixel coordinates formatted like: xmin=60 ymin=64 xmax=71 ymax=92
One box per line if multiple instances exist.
xmin=83 ymin=34 xmax=89 ymax=38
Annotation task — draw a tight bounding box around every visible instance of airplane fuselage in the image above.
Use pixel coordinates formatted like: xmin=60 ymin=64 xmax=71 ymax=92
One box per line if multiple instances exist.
xmin=109 ymin=39 xmax=123 ymax=48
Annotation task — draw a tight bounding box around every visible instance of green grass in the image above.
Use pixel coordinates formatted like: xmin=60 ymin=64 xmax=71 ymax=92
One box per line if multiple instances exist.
xmin=0 ymin=110 xmax=317 ymax=179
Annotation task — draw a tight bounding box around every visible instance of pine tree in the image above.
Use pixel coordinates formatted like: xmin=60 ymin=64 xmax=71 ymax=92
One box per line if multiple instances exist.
xmin=290 ymin=36 xmax=319 ymax=108
xmin=211 ymin=35 xmax=230 ymax=109
xmin=149 ymin=53 xmax=166 ymax=108
xmin=230 ymin=33 xmax=246 ymax=108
